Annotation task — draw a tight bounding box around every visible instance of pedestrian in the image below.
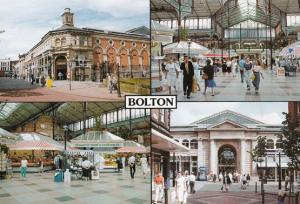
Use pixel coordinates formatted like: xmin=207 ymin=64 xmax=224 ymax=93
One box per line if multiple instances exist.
xmin=180 ymin=55 xmax=194 ymax=99
xmin=82 ymin=157 xmax=92 ymax=180
xmin=140 ymin=154 xmax=148 ymax=179
xmin=31 ymin=73 xmax=34 ymax=85
xmin=154 ymin=172 xmax=164 ymax=204
xmin=213 ymin=174 xmax=217 ymax=183
xmin=222 ymin=60 xmax=227 ymax=74
xmin=285 ymin=174 xmax=290 ymax=191
xmin=246 ymin=173 xmax=251 ymax=185
xmin=41 ymin=75 xmax=46 ymax=87
xmin=252 ymin=60 xmax=264 ymax=94
xmin=107 ymin=73 xmax=113 ymax=94
xmin=241 ymin=174 xmax=247 ymax=190
xmin=128 ymin=154 xmax=136 ymax=179
xmin=278 ymin=191 xmax=286 ymax=204
xmin=221 ymin=172 xmax=227 ymax=192
xmin=232 ymin=59 xmax=238 ymax=77
xmin=39 ymin=158 xmax=44 ymax=175
xmin=189 ymin=172 xmax=196 ymax=193
xmin=175 ymin=171 xmax=187 ymax=204
xmin=219 ymin=172 xmax=223 ymax=182
xmin=54 ymin=154 xmax=60 ymax=169
xmin=226 ymin=59 xmax=232 ymax=75
xmin=116 ymin=157 xmax=122 ymax=172
xmin=226 ymin=173 xmax=232 ymax=192
xmin=192 ymin=57 xmax=201 ymax=91
xmin=244 ymin=58 xmax=253 ymax=91
xmin=20 ymin=157 xmax=28 ymax=178
xmin=165 ymin=59 xmax=179 ymax=94
xmin=203 ymin=59 xmax=216 ymax=96
xmin=239 ymin=56 xmax=246 ymax=83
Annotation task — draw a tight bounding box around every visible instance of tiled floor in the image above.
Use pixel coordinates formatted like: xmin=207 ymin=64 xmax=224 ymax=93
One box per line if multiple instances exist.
xmin=153 ymin=68 xmax=300 ymax=101
xmin=0 ymin=169 xmax=150 ymax=204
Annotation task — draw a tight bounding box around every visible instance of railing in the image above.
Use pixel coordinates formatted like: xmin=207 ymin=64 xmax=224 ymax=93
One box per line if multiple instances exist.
xmin=263 ymin=191 xmax=300 ymax=204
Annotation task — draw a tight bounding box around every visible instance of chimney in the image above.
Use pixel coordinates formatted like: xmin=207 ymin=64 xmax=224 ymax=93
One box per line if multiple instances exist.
xmin=62 ymin=8 xmax=74 ymax=26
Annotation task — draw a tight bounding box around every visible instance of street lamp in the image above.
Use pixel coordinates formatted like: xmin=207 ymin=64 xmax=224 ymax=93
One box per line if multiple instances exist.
xmin=187 ymin=39 xmax=191 ymax=58
xmin=117 ymin=63 xmax=121 ymax=97
xmin=63 ymin=125 xmax=68 ymax=151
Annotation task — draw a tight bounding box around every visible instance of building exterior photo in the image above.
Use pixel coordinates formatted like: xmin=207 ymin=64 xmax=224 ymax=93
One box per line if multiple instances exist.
xmin=0 ymin=59 xmax=10 ymax=72
xmin=170 ymin=110 xmax=290 ymax=181
xmin=16 ymin=8 xmax=150 ymax=82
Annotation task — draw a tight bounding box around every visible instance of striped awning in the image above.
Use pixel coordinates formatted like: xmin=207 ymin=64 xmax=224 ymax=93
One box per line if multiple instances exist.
xmin=9 ymin=141 xmax=63 ymax=151
xmin=116 ymin=146 xmax=148 ymax=154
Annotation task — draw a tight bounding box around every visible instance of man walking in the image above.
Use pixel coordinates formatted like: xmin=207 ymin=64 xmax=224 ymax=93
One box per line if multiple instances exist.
xmin=239 ymin=56 xmax=246 ymax=83
xmin=180 ymin=56 xmax=194 ymax=99
xmin=189 ymin=172 xmax=196 ymax=193
xmin=244 ymin=58 xmax=253 ymax=91
xmin=128 ymin=154 xmax=136 ymax=179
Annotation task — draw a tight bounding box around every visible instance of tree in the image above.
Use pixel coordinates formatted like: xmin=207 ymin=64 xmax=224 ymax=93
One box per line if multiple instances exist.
xmin=248 ymin=136 xmax=267 ymax=193
xmin=94 ymin=116 xmax=103 ymax=131
xmin=118 ymin=126 xmax=131 ymax=140
xmin=277 ymin=112 xmax=300 ymax=193
xmin=179 ymin=27 xmax=188 ymax=41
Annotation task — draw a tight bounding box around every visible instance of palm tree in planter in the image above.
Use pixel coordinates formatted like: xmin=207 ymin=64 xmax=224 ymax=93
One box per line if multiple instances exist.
xmin=118 ymin=126 xmax=132 ymax=141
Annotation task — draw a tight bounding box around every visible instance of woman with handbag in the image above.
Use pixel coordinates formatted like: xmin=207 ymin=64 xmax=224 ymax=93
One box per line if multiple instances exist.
xmin=192 ymin=57 xmax=201 ymax=91
xmin=252 ymin=59 xmax=264 ymax=94
xmin=203 ymin=59 xmax=216 ymax=96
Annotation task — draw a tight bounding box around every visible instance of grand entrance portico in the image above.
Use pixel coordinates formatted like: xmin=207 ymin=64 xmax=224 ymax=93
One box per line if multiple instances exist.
xmin=170 ymin=110 xmax=287 ymax=180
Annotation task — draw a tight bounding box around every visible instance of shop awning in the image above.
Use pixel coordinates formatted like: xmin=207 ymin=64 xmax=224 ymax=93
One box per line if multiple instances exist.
xmin=152 ymin=129 xmax=189 ymax=153
xmin=9 ymin=132 xmax=64 ymax=151
xmin=116 ymin=141 xmax=148 ymax=153
xmin=163 ymin=41 xmax=209 ymax=55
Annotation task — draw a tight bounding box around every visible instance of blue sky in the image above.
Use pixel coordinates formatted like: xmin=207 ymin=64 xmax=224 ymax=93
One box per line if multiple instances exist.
xmin=171 ymin=102 xmax=288 ymax=125
xmin=0 ymin=0 xmax=149 ymax=59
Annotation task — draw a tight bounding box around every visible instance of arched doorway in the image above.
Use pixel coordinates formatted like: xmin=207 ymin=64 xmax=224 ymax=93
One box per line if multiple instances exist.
xmin=93 ymin=47 xmax=103 ymax=81
xmin=218 ymin=145 xmax=237 ymax=174
xmin=141 ymin=50 xmax=149 ymax=69
xmin=119 ymin=49 xmax=128 ymax=70
xmin=55 ymin=56 xmax=67 ymax=80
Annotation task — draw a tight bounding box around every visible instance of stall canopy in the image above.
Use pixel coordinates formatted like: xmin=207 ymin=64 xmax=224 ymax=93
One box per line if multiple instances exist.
xmin=116 ymin=141 xmax=148 ymax=153
xmin=8 ymin=132 xmax=64 ymax=151
xmin=280 ymin=42 xmax=300 ymax=57
xmin=163 ymin=41 xmax=209 ymax=55
xmin=0 ymin=128 xmax=19 ymax=145
xmin=71 ymin=131 xmax=124 ymax=151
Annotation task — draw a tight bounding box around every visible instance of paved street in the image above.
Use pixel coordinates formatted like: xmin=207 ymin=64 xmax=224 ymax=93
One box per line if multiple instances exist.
xmin=0 ymin=78 xmax=129 ymax=101
xmin=154 ymin=69 xmax=300 ymax=101
xmin=0 ymin=168 xmax=150 ymax=204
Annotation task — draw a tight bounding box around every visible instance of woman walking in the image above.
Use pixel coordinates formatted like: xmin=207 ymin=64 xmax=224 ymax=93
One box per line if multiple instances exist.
xmin=165 ymin=59 xmax=179 ymax=93
xmin=20 ymin=157 xmax=28 ymax=178
xmin=203 ymin=59 xmax=216 ymax=96
xmin=140 ymin=154 xmax=148 ymax=179
xmin=175 ymin=172 xmax=187 ymax=204
xmin=192 ymin=57 xmax=201 ymax=91
xmin=252 ymin=60 xmax=264 ymax=94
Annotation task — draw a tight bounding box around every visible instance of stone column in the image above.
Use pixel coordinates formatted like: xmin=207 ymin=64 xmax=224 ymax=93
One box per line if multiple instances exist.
xmin=241 ymin=139 xmax=246 ymax=175
xmin=210 ymin=139 xmax=217 ymax=174
xmin=197 ymin=140 xmax=203 ymax=169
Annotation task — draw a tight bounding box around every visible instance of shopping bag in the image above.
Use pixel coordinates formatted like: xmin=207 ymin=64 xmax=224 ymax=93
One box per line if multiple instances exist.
xmin=183 ymin=191 xmax=188 ymax=203
xmin=192 ymin=78 xmax=197 ymax=93
xmin=250 ymin=74 xmax=255 ymax=81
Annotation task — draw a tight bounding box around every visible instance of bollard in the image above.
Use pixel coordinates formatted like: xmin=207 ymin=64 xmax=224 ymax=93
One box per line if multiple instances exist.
xmin=262 ymin=190 xmax=264 ymax=204
xmin=255 ymin=181 xmax=257 ymax=193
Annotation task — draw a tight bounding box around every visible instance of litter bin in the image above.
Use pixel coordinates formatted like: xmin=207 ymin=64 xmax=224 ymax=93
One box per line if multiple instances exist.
xmin=54 ymin=169 xmax=64 ymax=182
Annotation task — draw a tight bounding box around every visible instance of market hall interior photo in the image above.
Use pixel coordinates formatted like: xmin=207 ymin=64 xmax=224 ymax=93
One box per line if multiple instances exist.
xmin=151 ymin=0 xmax=300 ymax=101
xmin=0 ymin=102 xmax=151 ymax=204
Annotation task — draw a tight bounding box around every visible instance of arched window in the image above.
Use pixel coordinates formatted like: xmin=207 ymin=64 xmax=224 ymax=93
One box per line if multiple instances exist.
xmin=182 ymin=139 xmax=189 ymax=148
xmin=266 ymin=139 xmax=274 ymax=149
xmin=276 ymin=140 xmax=282 ymax=149
xmin=190 ymin=139 xmax=198 ymax=149
xmin=61 ymin=37 xmax=66 ymax=46
xmin=55 ymin=38 xmax=60 ymax=47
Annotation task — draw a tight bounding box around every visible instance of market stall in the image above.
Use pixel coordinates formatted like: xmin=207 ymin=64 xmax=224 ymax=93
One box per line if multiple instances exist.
xmin=70 ymin=130 xmax=124 ymax=171
xmin=8 ymin=132 xmax=64 ymax=172
xmin=204 ymin=49 xmax=238 ymax=59
xmin=163 ymin=41 xmax=209 ymax=56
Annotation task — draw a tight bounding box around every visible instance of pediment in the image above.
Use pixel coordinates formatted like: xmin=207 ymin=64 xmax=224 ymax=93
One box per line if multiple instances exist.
xmin=208 ymin=120 xmax=247 ymax=129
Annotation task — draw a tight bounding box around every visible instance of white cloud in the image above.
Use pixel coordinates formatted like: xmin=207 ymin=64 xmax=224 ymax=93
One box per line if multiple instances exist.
xmin=0 ymin=0 xmax=149 ymax=59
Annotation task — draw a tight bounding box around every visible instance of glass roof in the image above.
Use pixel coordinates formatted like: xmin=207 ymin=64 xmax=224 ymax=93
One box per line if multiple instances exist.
xmin=72 ymin=131 xmax=124 ymax=142
xmin=0 ymin=102 xmax=124 ymax=129
xmin=192 ymin=110 xmax=264 ymax=125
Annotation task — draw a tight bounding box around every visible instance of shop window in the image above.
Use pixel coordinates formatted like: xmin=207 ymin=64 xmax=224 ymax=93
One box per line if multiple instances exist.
xmin=267 ymin=139 xmax=274 ymax=149
xmin=182 ymin=139 xmax=189 ymax=148
xmin=275 ymin=140 xmax=282 ymax=149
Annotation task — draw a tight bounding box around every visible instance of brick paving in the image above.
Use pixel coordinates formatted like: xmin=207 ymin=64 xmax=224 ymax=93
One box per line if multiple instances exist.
xmin=0 ymin=78 xmax=132 ymax=101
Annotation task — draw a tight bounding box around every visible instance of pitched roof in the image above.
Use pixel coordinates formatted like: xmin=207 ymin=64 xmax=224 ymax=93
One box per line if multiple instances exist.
xmin=191 ymin=110 xmax=264 ymax=125
xmin=126 ymin=26 xmax=150 ymax=35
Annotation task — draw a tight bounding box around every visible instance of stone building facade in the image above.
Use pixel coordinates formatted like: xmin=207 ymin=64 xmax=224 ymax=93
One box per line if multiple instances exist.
xmin=18 ymin=8 xmax=150 ymax=82
xmin=170 ymin=110 xmax=289 ymax=181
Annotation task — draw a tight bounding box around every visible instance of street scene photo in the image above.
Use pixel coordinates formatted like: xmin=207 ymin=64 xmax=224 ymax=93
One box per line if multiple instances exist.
xmin=151 ymin=0 xmax=300 ymax=101
xmin=0 ymin=0 xmax=150 ymax=101
xmin=0 ymin=102 xmax=151 ymax=204
xmin=152 ymin=102 xmax=300 ymax=204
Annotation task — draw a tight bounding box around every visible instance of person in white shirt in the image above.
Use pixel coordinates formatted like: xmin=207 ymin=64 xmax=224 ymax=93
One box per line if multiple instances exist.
xmin=140 ymin=154 xmax=148 ymax=179
xmin=176 ymin=172 xmax=187 ymax=204
xmin=128 ymin=155 xmax=136 ymax=179
xmin=189 ymin=172 xmax=196 ymax=194
xmin=20 ymin=157 xmax=28 ymax=178
xmin=82 ymin=157 xmax=92 ymax=180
